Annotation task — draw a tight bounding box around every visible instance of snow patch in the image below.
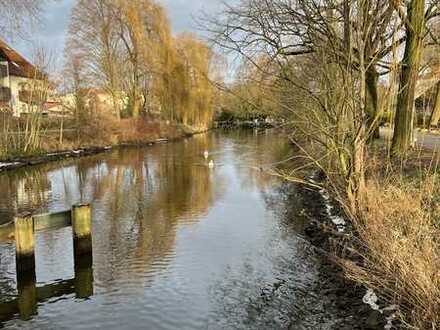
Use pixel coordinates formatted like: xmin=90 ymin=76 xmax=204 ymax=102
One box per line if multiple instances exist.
xmin=319 ymin=189 xmax=346 ymax=232
xmin=363 ymin=289 xmax=399 ymax=329
xmin=363 ymin=288 xmax=380 ymax=310
xmin=0 ymin=162 xmax=21 ymax=169
xmin=46 ymin=152 xmax=66 ymax=156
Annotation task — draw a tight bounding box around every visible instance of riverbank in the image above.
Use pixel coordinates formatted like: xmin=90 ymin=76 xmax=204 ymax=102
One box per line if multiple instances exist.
xmin=292 ymin=181 xmax=391 ymax=330
xmin=344 ymin=152 xmax=440 ymax=329
xmin=215 ymin=120 xmax=275 ymax=129
xmin=296 ymin=144 xmax=440 ymax=329
xmin=0 ymin=117 xmax=206 ymax=173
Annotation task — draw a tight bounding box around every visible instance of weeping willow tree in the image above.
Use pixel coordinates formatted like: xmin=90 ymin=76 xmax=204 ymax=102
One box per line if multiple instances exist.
xmin=67 ymin=0 xmax=216 ymax=128
xmin=115 ymin=0 xmax=175 ymax=118
xmin=155 ymin=33 xmax=216 ymax=130
xmin=162 ymin=34 xmax=215 ymax=130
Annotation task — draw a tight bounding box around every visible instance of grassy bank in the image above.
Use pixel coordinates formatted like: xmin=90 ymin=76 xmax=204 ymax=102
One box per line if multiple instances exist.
xmin=0 ymin=114 xmax=201 ymax=163
xmin=334 ymin=149 xmax=440 ymax=329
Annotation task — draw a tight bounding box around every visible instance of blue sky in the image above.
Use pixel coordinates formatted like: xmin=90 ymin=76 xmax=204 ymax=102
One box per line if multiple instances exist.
xmin=14 ymin=0 xmax=226 ymax=63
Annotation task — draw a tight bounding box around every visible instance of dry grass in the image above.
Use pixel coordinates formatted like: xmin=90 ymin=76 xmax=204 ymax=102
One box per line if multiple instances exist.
xmin=282 ymin=140 xmax=440 ymax=328
xmin=342 ymin=172 xmax=440 ymax=329
xmin=0 ymin=113 xmax=187 ymax=160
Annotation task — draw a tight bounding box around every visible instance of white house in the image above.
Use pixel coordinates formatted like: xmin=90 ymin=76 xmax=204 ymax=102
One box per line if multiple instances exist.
xmin=0 ymin=38 xmax=47 ymax=117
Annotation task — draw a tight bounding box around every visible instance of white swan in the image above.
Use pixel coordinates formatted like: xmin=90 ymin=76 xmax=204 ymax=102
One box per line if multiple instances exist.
xmin=203 ymin=150 xmax=209 ymax=159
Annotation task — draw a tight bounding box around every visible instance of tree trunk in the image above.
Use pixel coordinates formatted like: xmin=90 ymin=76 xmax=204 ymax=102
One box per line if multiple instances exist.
xmin=111 ymin=92 xmax=121 ymax=120
xmin=130 ymin=91 xmax=141 ymax=118
xmin=348 ymin=137 xmax=365 ymax=214
xmin=365 ymin=66 xmax=380 ymax=140
xmin=429 ymin=83 xmax=440 ymax=127
xmin=391 ymin=0 xmax=425 ymax=155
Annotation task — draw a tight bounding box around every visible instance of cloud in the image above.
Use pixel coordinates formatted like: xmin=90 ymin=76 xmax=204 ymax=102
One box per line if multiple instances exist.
xmin=13 ymin=0 xmax=229 ymax=65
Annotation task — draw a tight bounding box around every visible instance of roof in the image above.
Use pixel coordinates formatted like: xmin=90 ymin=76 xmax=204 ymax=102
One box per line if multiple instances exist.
xmin=0 ymin=38 xmax=44 ymax=79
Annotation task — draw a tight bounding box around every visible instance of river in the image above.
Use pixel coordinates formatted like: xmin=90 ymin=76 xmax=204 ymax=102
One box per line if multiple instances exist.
xmin=0 ymin=130 xmax=351 ymax=329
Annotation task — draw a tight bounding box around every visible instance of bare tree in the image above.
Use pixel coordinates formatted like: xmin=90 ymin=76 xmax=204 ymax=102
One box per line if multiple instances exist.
xmin=68 ymin=0 xmax=124 ymax=119
xmin=205 ymin=0 xmax=403 ymax=140
xmin=0 ymin=0 xmax=55 ymax=39
xmin=205 ymin=0 xmax=408 ymax=209
xmin=68 ymin=0 xmax=175 ymax=119
xmin=429 ymin=82 xmax=440 ymax=126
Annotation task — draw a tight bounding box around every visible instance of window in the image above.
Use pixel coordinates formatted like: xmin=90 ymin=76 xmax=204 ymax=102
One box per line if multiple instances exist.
xmin=0 ymin=62 xmax=8 ymax=78
xmin=0 ymin=87 xmax=11 ymax=102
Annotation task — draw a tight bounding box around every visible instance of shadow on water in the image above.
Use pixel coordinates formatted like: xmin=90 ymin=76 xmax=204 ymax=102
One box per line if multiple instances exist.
xmin=0 ymin=255 xmax=93 ymax=327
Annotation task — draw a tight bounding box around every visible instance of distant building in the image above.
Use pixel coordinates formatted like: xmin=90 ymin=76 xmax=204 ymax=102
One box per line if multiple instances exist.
xmin=69 ymin=88 xmax=126 ymax=117
xmin=0 ymin=38 xmax=47 ymax=117
xmin=84 ymin=88 xmax=118 ymax=115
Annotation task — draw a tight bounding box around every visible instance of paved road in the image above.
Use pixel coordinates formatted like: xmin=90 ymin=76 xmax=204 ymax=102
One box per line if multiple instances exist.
xmin=380 ymin=127 xmax=440 ymax=151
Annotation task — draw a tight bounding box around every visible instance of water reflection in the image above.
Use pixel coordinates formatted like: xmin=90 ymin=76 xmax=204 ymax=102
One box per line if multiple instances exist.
xmin=0 ymin=256 xmax=93 ymax=325
xmin=0 ymin=130 xmax=315 ymax=330
xmin=0 ymin=133 xmax=226 ymax=325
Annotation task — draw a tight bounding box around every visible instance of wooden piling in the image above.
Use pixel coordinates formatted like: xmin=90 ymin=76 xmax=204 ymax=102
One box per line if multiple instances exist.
xmin=71 ymin=204 xmax=92 ymax=258
xmin=17 ymin=278 xmax=37 ymax=320
xmin=74 ymin=255 xmax=94 ymax=299
xmin=14 ymin=214 xmax=36 ymax=279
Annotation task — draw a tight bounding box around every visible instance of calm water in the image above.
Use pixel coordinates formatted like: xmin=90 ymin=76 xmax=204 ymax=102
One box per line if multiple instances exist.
xmin=0 ymin=130 xmax=338 ymax=329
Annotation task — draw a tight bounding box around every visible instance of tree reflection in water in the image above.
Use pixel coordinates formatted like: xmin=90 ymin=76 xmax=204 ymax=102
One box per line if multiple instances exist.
xmin=0 ymin=133 xmax=223 ymax=323
xmin=0 ymin=130 xmax=296 ymax=329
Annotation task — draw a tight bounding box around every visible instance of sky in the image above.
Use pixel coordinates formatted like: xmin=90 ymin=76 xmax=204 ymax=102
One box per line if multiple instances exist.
xmin=13 ymin=0 xmax=226 ymax=64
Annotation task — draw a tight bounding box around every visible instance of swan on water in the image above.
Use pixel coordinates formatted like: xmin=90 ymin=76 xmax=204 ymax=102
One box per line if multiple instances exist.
xmin=204 ymin=150 xmax=209 ymax=159
xmin=208 ymin=160 xmax=215 ymax=168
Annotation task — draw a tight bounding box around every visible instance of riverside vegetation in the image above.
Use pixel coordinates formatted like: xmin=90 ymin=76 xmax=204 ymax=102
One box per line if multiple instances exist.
xmin=1 ymin=0 xmax=440 ymax=328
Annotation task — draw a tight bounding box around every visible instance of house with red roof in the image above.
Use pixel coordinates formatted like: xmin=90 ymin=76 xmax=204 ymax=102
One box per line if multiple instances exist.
xmin=0 ymin=38 xmax=48 ymax=116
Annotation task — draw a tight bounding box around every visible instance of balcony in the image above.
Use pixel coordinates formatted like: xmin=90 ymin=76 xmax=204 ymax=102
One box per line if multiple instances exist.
xmin=0 ymin=87 xmax=11 ymax=102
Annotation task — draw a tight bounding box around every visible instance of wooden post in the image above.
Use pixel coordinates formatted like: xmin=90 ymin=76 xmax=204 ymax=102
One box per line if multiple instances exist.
xmin=71 ymin=204 xmax=92 ymax=258
xmin=17 ymin=278 xmax=37 ymax=320
xmin=74 ymin=255 xmax=94 ymax=299
xmin=72 ymin=204 xmax=93 ymax=298
xmin=14 ymin=214 xmax=36 ymax=281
